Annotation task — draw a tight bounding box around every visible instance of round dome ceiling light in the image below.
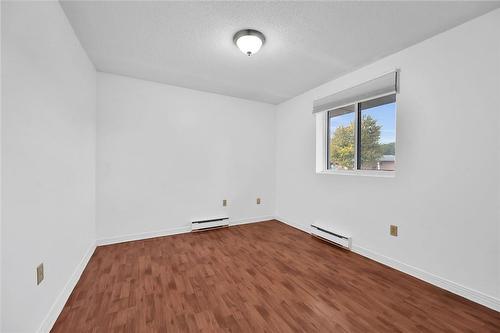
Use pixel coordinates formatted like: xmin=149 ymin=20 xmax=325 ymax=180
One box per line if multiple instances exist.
xmin=233 ymin=29 xmax=266 ymax=56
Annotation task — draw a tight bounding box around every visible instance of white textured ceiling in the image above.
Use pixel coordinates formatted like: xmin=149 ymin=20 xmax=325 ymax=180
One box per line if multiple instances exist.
xmin=61 ymin=1 xmax=500 ymax=104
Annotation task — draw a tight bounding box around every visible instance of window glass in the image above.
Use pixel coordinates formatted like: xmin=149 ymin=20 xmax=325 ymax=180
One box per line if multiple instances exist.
xmin=359 ymin=95 xmax=396 ymax=171
xmin=327 ymin=104 xmax=355 ymax=170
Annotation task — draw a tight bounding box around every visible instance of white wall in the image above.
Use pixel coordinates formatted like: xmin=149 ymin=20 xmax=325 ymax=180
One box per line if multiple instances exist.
xmin=1 ymin=2 xmax=96 ymax=332
xmin=275 ymin=9 xmax=500 ymax=307
xmin=96 ymin=73 xmax=275 ymax=241
xmin=0 ymin=1 xmax=3 ymax=329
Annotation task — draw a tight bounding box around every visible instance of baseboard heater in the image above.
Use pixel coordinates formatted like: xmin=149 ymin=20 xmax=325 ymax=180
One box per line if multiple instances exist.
xmin=310 ymin=223 xmax=351 ymax=250
xmin=191 ymin=217 xmax=229 ymax=232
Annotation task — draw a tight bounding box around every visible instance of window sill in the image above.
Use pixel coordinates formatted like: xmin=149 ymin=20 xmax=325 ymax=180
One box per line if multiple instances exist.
xmin=317 ymin=170 xmax=396 ymax=178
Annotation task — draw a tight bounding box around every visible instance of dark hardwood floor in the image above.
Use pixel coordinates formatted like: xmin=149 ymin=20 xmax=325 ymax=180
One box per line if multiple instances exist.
xmin=52 ymin=220 xmax=500 ymax=332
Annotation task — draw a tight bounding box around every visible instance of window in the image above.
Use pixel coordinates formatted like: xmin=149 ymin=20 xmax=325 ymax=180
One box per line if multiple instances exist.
xmin=326 ymin=94 xmax=396 ymax=173
xmin=314 ymin=71 xmax=398 ymax=176
xmin=327 ymin=104 xmax=355 ymax=170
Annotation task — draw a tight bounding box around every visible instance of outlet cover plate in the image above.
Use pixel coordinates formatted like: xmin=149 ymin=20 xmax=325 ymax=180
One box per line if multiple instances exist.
xmin=390 ymin=225 xmax=398 ymax=237
xmin=37 ymin=263 xmax=44 ymax=285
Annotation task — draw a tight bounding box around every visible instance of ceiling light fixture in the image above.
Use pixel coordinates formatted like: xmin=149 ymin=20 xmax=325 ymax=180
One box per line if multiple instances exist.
xmin=233 ymin=29 xmax=265 ymax=56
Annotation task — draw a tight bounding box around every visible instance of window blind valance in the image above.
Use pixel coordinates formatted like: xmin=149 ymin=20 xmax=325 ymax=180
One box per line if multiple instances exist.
xmin=313 ymin=71 xmax=399 ymax=114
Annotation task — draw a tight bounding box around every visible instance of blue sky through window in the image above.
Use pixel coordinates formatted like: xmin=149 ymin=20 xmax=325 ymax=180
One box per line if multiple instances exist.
xmin=329 ymin=112 xmax=354 ymax=135
xmin=329 ymin=102 xmax=395 ymax=144
xmin=362 ymin=102 xmax=396 ymax=144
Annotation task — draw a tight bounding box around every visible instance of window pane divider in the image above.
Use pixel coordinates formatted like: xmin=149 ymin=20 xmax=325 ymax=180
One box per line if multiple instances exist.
xmin=354 ymin=103 xmax=360 ymax=170
xmin=325 ymin=111 xmax=330 ymax=170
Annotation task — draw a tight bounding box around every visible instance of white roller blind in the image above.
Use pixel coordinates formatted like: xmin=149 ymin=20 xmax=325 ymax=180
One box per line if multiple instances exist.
xmin=313 ymin=71 xmax=399 ymax=114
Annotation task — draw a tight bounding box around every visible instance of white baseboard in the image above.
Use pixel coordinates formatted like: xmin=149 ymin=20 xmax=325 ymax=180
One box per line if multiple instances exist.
xmin=351 ymin=245 xmax=500 ymax=311
xmin=96 ymin=225 xmax=191 ymax=246
xmin=96 ymin=216 xmax=276 ymax=246
xmin=37 ymin=242 xmax=96 ymax=333
xmin=275 ymin=216 xmax=500 ymax=312
xmin=230 ymin=215 xmax=276 ymax=226
xmin=276 ymin=216 xmax=310 ymax=233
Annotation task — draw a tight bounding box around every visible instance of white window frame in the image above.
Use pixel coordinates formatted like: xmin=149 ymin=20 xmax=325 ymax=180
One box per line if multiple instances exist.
xmin=316 ymin=93 xmax=396 ymax=178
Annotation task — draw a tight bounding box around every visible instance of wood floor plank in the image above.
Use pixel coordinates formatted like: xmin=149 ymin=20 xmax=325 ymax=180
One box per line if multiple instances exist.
xmin=52 ymin=220 xmax=500 ymax=332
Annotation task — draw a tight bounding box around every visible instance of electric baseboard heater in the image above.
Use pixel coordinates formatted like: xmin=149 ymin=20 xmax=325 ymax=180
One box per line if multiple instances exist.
xmin=191 ymin=217 xmax=229 ymax=232
xmin=310 ymin=223 xmax=351 ymax=250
